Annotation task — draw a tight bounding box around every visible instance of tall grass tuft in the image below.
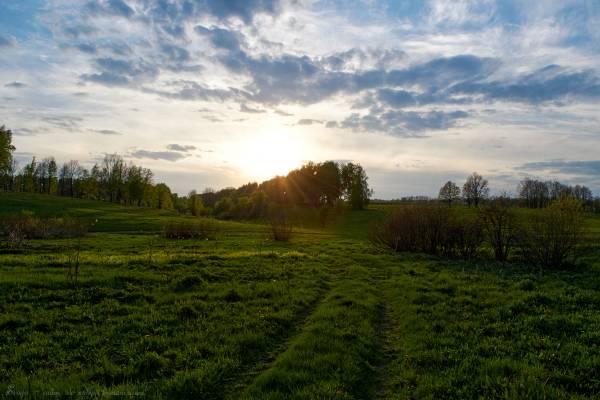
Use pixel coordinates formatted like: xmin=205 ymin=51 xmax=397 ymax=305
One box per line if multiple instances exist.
xmin=268 ymin=207 xmax=293 ymax=242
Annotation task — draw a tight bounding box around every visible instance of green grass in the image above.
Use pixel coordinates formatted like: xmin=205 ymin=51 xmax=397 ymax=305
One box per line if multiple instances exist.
xmin=1 ymin=193 xmax=600 ymax=399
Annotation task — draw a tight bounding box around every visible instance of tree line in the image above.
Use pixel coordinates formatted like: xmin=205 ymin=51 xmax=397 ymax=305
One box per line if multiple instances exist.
xmin=437 ymin=172 xmax=597 ymax=211
xmin=1 ymin=125 xmax=372 ymax=218
xmin=186 ymin=161 xmax=372 ymax=219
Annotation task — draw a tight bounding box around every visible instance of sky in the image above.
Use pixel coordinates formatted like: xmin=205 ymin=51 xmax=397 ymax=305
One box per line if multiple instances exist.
xmin=1 ymin=0 xmax=599 ymax=198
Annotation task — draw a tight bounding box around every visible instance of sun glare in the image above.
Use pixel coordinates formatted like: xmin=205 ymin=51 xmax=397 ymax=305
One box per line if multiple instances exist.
xmin=239 ymin=131 xmax=306 ymax=181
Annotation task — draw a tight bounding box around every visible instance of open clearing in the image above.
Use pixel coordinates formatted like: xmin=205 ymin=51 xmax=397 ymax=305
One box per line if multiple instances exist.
xmin=1 ymin=193 xmax=600 ymax=399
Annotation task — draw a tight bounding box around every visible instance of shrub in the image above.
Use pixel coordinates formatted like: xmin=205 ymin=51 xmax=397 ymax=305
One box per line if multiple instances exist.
xmin=519 ymin=197 xmax=586 ymax=268
xmin=445 ymin=215 xmax=485 ymax=260
xmin=0 ymin=212 xmax=87 ymax=246
xmin=481 ymin=197 xmax=520 ymax=262
xmin=162 ymin=219 xmax=217 ymax=239
xmin=370 ymin=204 xmax=483 ymax=259
xmin=371 ymin=204 xmax=444 ymax=254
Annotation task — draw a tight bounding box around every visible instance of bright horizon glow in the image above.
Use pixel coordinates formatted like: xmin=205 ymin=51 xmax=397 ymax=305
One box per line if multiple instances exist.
xmin=237 ymin=131 xmax=307 ymax=182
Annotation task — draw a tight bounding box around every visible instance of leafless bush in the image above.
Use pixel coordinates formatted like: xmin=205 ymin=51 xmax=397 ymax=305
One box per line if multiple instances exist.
xmin=371 ymin=204 xmax=445 ymax=254
xmin=370 ymin=204 xmax=483 ymax=259
xmin=481 ymin=197 xmax=520 ymax=262
xmin=519 ymin=197 xmax=586 ymax=268
xmin=162 ymin=219 xmax=217 ymax=239
xmin=444 ymin=215 xmax=485 ymax=260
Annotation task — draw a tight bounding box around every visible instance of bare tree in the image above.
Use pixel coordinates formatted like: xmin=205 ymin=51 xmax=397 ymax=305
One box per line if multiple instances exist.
xmin=462 ymin=172 xmax=489 ymax=206
xmin=518 ymin=178 xmax=549 ymax=208
xmin=438 ymin=180 xmax=461 ymax=206
xmin=572 ymin=185 xmax=593 ymax=203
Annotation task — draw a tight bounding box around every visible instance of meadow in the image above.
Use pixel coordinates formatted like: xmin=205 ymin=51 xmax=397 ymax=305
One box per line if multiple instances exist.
xmin=1 ymin=193 xmax=600 ymax=399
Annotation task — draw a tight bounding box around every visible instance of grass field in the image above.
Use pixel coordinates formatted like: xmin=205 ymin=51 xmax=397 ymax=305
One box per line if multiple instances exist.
xmin=1 ymin=193 xmax=600 ymax=399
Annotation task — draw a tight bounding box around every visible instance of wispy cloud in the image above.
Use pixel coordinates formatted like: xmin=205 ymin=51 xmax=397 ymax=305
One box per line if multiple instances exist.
xmin=167 ymin=144 xmax=196 ymax=152
xmin=130 ymin=149 xmax=188 ymax=162
xmin=4 ymin=81 xmax=27 ymax=88
xmin=519 ymin=160 xmax=600 ymax=176
xmin=89 ymin=129 xmax=122 ymax=135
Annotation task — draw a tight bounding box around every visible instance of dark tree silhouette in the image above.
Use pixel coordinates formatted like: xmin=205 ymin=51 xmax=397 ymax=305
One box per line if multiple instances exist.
xmin=0 ymin=125 xmax=16 ymax=189
xmin=438 ymin=180 xmax=461 ymax=206
xmin=462 ymin=172 xmax=489 ymax=206
xmin=341 ymin=163 xmax=372 ymax=210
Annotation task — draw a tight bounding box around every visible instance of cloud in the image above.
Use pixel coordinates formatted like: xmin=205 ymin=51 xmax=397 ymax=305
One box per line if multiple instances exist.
xmin=151 ymin=81 xmax=246 ymax=102
xmin=90 ymin=129 xmax=122 ymax=135
xmin=76 ymin=43 xmax=97 ymax=54
xmin=0 ymin=33 xmax=16 ymax=47
xmin=5 ymin=81 xmax=27 ymax=88
xmin=274 ymin=109 xmax=293 ymax=116
xmin=166 ymin=144 xmax=196 ymax=152
xmin=213 ymin=46 xmax=500 ymax=106
xmin=81 ymin=72 xmax=130 ymax=86
xmin=41 ymin=116 xmax=83 ymax=132
xmin=85 ymin=0 xmax=134 ymax=18
xmin=63 ymin=24 xmax=97 ymax=38
xmin=81 ymin=57 xmax=158 ymax=86
xmin=518 ymin=160 xmax=600 ymax=176
xmin=195 ymin=26 xmax=243 ymax=51
xmin=130 ymin=149 xmax=187 ymax=161
xmin=376 ymin=89 xmax=417 ymax=108
xmin=204 ymin=0 xmax=282 ymax=23
xmin=160 ymin=43 xmax=190 ymax=63
xmin=13 ymin=128 xmax=41 ymax=136
xmin=340 ymin=109 xmax=469 ymax=136
xmin=239 ymin=103 xmax=266 ymax=113
xmin=296 ymin=118 xmax=322 ymax=125
xmin=451 ymin=65 xmax=600 ymax=104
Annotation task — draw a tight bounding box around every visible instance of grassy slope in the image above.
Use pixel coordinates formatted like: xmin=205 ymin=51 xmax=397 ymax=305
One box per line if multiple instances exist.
xmin=1 ymin=193 xmax=600 ymax=399
xmin=0 ymin=192 xmax=183 ymax=232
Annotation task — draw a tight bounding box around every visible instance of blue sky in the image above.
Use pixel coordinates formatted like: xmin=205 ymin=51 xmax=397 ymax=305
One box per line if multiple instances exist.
xmin=1 ymin=0 xmax=599 ymax=197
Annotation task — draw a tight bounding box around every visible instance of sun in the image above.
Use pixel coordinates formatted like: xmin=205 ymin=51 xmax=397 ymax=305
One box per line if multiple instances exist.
xmin=238 ymin=131 xmax=306 ymax=181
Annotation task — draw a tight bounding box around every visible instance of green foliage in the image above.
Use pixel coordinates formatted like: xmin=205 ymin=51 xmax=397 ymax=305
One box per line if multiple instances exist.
xmin=0 ymin=124 xmax=15 ymax=180
xmin=186 ymin=190 xmax=205 ymax=216
xmin=214 ymin=197 xmax=234 ymax=219
xmin=341 ymin=162 xmax=372 ymax=210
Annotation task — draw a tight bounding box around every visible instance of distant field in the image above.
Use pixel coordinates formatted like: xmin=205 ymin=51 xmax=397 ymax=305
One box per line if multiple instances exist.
xmin=1 ymin=194 xmax=600 ymax=399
